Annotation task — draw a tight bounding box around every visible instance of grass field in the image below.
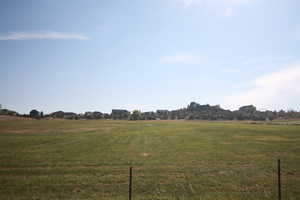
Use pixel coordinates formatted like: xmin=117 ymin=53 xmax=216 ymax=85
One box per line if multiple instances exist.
xmin=0 ymin=119 xmax=299 ymax=200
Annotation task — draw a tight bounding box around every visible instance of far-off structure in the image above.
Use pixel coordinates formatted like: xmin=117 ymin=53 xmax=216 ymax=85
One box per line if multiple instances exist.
xmin=111 ymin=109 xmax=130 ymax=120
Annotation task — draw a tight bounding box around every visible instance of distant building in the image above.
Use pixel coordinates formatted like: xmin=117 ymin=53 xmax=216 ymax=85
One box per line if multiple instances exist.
xmin=111 ymin=109 xmax=130 ymax=120
xmin=63 ymin=112 xmax=78 ymax=120
xmin=84 ymin=111 xmax=103 ymax=119
xmin=50 ymin=111 xmax=64 ymax=118
xmin=141 ymin=112 xmax=156 ymax=120
xmin=156 ymin=110 xmax=169 ymax=120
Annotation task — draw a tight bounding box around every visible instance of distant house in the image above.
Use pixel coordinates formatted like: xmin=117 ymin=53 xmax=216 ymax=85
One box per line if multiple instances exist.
xmin=156 ymin=110 xmax=169 ymax=120
xmin=84 ymin=111 xmax=103 ymax=119
xmin=63 ymin=112 xmax=78 ymax=120
xmin=111 ymin=109 xmax=130 ymax=120
xmin=0 ymin=109 xmax=18 ymax=116
xmin=50 ymin=111 xmax=65 ymax=118
xmin=141 ymin=112 xmax=156 ymax=120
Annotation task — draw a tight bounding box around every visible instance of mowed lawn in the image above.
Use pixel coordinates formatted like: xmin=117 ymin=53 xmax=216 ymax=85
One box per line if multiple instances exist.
xmin=0 ymin=119 xmax=299 ymax=200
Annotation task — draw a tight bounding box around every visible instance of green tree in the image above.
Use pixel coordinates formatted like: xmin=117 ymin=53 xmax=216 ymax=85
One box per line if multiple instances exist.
xmin=131 ymin=110 xmax=141 ymax=120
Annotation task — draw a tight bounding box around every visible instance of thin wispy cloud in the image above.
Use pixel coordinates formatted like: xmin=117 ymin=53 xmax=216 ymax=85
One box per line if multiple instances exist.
xmin=294 ymin=28 xmax=300 ymax=41
xmin=0 ymin=32 xmax=90 ymax=40
xmin=224 ymin=7 xmax=234 ymax=16
xmin=221 ymin=67 xmax=240 ymax=73
xmin=223 ymin=62 xmax=300 ymax=111
xmin=160 ymin=54 xmax=203 ymax=64
xmin=178 ymin=0 xmax=255 ymax=7
xmin=177 ymin=0 xmax=256 ymax=16
xmin=179 ymin=0 xmax=194 ymax=8
xmin=225 ymin=0 xmax=255 ymax=4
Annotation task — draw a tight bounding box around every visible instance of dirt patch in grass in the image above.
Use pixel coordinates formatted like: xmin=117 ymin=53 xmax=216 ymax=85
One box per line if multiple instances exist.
xmin=61 ymin=127 xmax=100 ymax=133
xmin=141 ymin=153 xmax=151 ymax=157
xmin=1 ymin=127 xmax=112 ymax=134
xmin=2 ymin=129 xmax=49 ymax=134
xmin=61 ymin=127 xmax=113 ymax=133
xmin=0 ymin=115 xmax=32 ymax=120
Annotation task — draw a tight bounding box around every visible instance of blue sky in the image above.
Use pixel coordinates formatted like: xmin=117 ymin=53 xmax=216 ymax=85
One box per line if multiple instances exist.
xmin=1 ymin=0 xmax=300 ymax=114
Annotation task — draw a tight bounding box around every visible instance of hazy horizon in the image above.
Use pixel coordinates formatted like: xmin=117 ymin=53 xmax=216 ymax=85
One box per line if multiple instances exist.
xmin=1 ymin=0 xmax=300 ymax=114
xmin=1 ymin=101 xmax=299 ymax=116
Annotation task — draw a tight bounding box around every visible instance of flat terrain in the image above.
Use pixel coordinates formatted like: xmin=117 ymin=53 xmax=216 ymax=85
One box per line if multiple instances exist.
xmin=0 ymin=119 xmax=299 ymax=200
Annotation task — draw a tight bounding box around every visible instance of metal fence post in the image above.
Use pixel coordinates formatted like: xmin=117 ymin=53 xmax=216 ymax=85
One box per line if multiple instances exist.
xmin=129 ymin=167 xmax=132 ymax=200
xmin=278 ymin=159 xmax=281 ymax=200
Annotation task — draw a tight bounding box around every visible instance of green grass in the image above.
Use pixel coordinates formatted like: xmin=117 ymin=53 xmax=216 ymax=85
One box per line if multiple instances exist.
xmin=0 ymin=119 xmax=299 ymax=200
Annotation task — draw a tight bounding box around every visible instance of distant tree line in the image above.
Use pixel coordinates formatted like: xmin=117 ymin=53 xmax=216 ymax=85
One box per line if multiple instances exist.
xmin=1 ymin=102 xmax=300 ymax=121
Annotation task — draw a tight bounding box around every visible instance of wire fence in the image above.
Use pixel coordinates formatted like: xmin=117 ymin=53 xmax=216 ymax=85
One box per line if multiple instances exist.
xmin=0 ymin=159 xmax=297 ymax=200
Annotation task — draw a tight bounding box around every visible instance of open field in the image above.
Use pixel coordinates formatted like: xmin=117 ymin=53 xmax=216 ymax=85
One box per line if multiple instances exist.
xmin=0 ymin=119 xmax=299 ymax=200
